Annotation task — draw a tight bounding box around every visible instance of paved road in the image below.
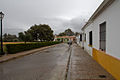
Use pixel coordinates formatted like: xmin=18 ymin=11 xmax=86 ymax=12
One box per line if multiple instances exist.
xmin=0 ymin=43 xmax=70 ymax=80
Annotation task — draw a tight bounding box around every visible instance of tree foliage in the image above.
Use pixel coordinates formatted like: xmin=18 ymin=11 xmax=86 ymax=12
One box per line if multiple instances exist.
xmin=3 ymin=33 xmax=18 ymax=42
xmin=65 ymin=28 xmax=74 ymax=36
xmin=58 ymin=32 xmax=66 ymax=36
xmin=18 ymin=24 xmax=54 ymax=42
xmin=18 ymin=32 xmax=25 ymax=41
xmin=27 ymin=24 xmax=54 ymax=41
xmin=75 ymin=32 xmax=80 ymax=36
xmin=58 ymin=28 xmax=74 ymax=36
xmin=3 ymin=24 xmax=54 ymax=42
xmin=18 ymin=31 xmax=33 ymax=43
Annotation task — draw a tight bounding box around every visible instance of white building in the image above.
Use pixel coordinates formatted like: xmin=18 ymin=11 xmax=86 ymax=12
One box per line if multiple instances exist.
xmin=81 ymin=0 xmax=120 ymax=79
xmin=76 ymin=34 xmax=80 ymax=44
xmin=76 ymin=33 xmax=84 ymax=48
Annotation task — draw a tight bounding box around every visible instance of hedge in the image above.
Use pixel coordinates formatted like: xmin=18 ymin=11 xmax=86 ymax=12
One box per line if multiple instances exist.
xmin=5 ymin=41 xmax=61 ymax=54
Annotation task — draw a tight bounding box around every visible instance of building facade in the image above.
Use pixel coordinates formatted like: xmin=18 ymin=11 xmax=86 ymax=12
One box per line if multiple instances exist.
xmin=76 ymin=33 xmax=84 ymax=48
xmin=81 ymin=0 xmax=120 ymax=79
xmin=54 ymin=36 xmax=76 ymax=42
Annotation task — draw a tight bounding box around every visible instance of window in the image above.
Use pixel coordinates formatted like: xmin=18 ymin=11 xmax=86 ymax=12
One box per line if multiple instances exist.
xmin=80 ymin=34 xmax=82 ymax=41
xmin=100 ymin=22 xmax=106 ymax=51
xmin=89 ymin=31 xmax=92 ymax=45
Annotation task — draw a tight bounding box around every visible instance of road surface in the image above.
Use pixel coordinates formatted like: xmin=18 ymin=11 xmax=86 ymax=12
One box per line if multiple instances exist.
xmin=0 ymin=43 xmax=115 ymax=80
xmin=0 ymin=43 xmax=70 ymax=80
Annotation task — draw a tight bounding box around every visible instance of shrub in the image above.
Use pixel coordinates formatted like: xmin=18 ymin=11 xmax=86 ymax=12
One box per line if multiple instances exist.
xmin=5 ymin=41 xmax=61 ymax=54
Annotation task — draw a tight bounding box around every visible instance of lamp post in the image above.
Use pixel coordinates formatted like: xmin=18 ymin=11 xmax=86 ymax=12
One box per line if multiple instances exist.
xmin=0 ymin=12 xmax=4 ymax=55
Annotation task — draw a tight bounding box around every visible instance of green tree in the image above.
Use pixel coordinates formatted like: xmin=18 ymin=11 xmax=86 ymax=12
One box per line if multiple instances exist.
xmin=18 ymin=32 xmax=33 ymax=43
xmin=58 ymin=28 xmax=74 ymax=36
xmin=58 ymin=32 xmax=66 ymax=36
xmin=3 ymin=33 xmax=18 ymax=42
xmin=65 ymin=28 xmax=74 ymax=36
xmin=27 ymin=24 xmax=54 ymax=41
xmin=18 ymin=32 xmax=25 ymax=41
xmin=75 ymin=32 xmax=80 ymax=36
xmin=24 ymin=31 xmax=33 ymax=42
xmin=3 ymin=33 xmax=8 ymax=42
xmin=27 ymin=24 xmax=39 ymax=41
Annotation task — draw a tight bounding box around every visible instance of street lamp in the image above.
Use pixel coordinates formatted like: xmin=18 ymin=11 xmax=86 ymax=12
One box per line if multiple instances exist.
xmin=0 ymin=12 xmax=4 ymax=55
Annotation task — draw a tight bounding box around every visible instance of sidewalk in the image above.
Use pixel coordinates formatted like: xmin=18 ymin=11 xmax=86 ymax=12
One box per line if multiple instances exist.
xmin=69 ymin=44 xmax=115 ymax=80
xmin=0 ymin=44 xmax=58 ymax=63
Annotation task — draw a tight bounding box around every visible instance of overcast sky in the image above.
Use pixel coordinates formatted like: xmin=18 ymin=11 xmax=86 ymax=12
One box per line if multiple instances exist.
xmin=0 ymin=0 xmax=103 ymax=35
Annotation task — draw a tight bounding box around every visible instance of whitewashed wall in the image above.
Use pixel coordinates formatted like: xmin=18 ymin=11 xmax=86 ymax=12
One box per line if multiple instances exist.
xmin=83 ymin=0 xmax=120 ymax=59
xmin=76 ymin=35 xmax=84 ymax=48
xmin=83 ymin=23 xmax=93 ymax=56
xmin=76 ymin=35 xmax=80 ymax=44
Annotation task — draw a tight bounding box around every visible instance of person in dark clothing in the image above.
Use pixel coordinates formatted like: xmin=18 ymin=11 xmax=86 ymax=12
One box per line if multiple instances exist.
xmin=67 ymin=40 xmax=72 ymax=47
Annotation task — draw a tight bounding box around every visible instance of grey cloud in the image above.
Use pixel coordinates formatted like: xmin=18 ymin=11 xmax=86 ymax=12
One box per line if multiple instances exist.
xmin=0 ymin=0 xmax=103 ymax=35
xmin=59 ymin=16 xmax=88 ymax=33
xmin=3 ymin=28 xmax=24 ymax=35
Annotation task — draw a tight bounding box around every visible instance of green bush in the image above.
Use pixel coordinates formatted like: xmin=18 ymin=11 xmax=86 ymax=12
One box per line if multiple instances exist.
xmin=5 ymin=41 xmax=61 ymax=54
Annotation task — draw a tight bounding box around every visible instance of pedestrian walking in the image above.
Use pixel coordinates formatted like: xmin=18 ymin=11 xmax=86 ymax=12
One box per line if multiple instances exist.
xmin=67 ymin=40 xmax=72 ymax=47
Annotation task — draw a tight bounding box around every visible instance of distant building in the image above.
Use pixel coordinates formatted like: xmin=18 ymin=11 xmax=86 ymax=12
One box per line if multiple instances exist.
xmin=54 ymin=36 xmax=76 ymax=42
xmin=81 ymin=0 xmax=120 ymax=79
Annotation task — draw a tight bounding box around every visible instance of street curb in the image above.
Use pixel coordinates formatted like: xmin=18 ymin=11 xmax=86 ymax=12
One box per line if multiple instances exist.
xmin=0 ymin=43 xmax=61 ymax=63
